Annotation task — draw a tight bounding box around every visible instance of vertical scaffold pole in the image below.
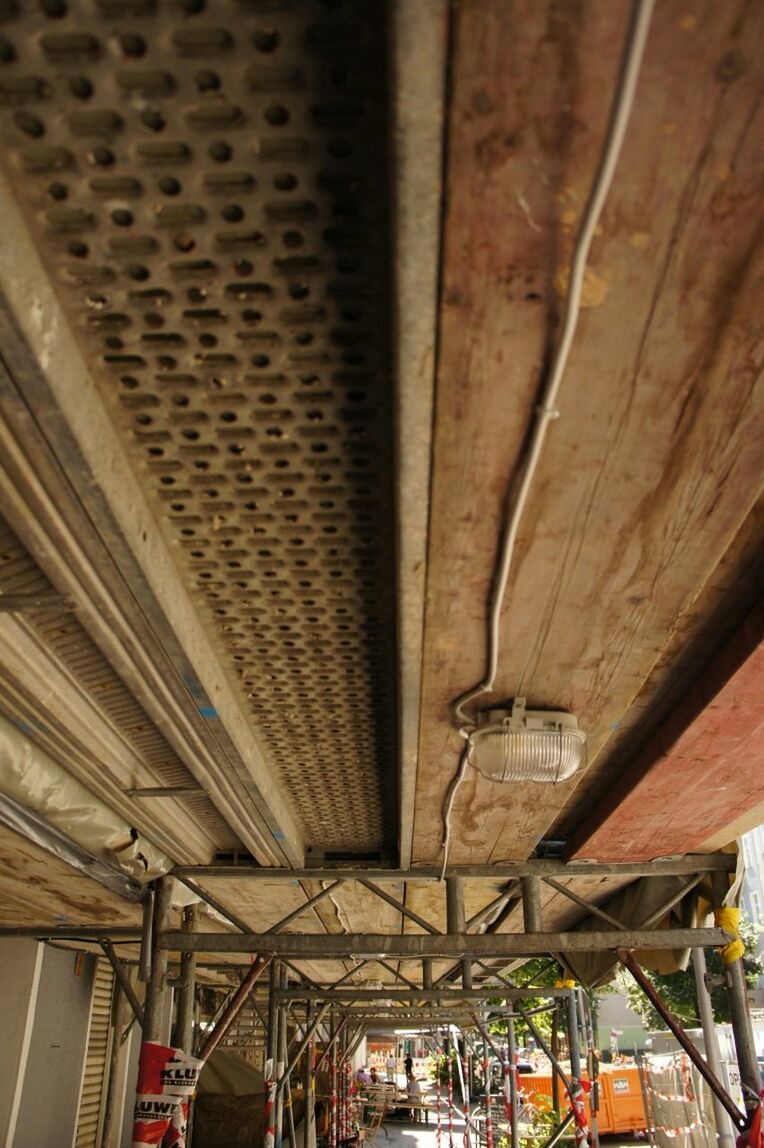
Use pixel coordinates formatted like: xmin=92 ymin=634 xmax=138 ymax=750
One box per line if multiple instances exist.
xmin=501 ymin=1033 xmax=511 ymax=1125
xmin=711 ymin=872 xmax=761 ymax=1125
xmin=453 ymin=1029 xmax=470 ymax=1148
xmin=138 ymin=887 xmax=154 ymax=984
xmin=175 ymin=903 xmax=198 ymax=1052
xmin=521 ymin=876 xmax=543 ymax=933
xmin=347 ymin=1042 xmax=354 ymax=1140
xmin=724 ymin=957 xmax=760 ymax=1121
xmin=447 ymin=1037 xmax=455 ymax=1148
xmin=483 ymin=1033 xmax=494 ymax=1148
xmin=505 ymin=1001 xmax=519 ymax=1148
xmin=264 ymin=960 xmax=279 ymax=1148
xmin=579 ymin=989 xmax=600 ymax=1148
xmin=446 ymin=877 xmax=472 ymax=988
xmin=280 ymin=967 xmax=296 ymax=1148
xmin=551 ymin=1002 xmax=561 ymax=1120
xmin=567 ymin=990 xmax=588 ymax=1148
xmin=435 ymin=1028 xmax=443 ymax=1148
xmin=330 ymin=1010 xmax=338 ymax=1148
xmin=339 ymin=1030 xmax=347 ymax=1144
xmin=274 ymin=963 xmax=286 ymax=1148
xmin=345 ymin=1045 xmax=353 ymax=1142
xmin=304 ymin=1002 xmax=315 ymax=1148
xmin=177 ymin=903 xmax=199 ymax=1148
xmin=132 ymin=878 xmax=174 ymax=1148
xmin=143 ymin=876 xmax=173 ymax=1041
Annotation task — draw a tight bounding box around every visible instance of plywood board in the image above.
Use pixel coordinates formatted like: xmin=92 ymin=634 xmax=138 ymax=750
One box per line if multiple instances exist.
xmin=570 ymin=605 xmax=764 ymax=860
xmin=412 ymin=0 xmax=764 ymax=866
xmin=0 ymin=823 xmax=142 ymax=927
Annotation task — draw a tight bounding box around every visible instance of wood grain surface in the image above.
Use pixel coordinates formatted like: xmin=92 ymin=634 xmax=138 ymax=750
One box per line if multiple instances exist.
xmin=0 ymin=823 xmax=142 ymax=927
xmin=412 ymin=0 xmax=764 ymax=865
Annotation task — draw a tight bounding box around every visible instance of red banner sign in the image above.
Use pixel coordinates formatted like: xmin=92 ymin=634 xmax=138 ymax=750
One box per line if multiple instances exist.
xmin=132 ymin=1042 xmax=203 ymax=1148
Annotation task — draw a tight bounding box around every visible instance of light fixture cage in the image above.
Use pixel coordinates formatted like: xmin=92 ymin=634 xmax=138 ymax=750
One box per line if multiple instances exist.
xmin=470 ymin=698 xmax=586 ymax=783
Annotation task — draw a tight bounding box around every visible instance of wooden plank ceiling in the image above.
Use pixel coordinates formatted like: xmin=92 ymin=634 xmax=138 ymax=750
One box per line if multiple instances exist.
xmin=411 ymin=0 xmax=764 ymax=866
xmin=0 ymin=823 xmax=142 ymax=929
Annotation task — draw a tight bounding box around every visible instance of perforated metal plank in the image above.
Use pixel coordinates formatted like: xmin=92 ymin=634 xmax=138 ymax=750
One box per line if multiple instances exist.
xmin=0 ymin=0 xmax=397 ymax=853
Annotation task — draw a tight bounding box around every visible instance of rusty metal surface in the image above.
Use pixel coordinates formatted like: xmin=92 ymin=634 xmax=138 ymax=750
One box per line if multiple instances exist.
xmin=0 ymin=0 xmax=397 ymax=854
xmin=0 ymin=513 xmax=237 ymax=848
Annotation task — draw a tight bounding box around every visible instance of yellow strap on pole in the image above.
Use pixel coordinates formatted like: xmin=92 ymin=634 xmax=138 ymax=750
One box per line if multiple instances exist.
xmin=714 ymin=906 xmax=745 ymax=964
xmin=554 ymin=978 xmax=577 ymax=989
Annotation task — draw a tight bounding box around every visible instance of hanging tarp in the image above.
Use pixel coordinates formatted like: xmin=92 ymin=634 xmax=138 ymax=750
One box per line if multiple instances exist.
xmin=197 ymin=1049 xmax=265 ymax=1097
xmin=555 ymin=876 xmax=704 ymax=988
xmin=0 ymin=711 xmax=171 ymax=880
xmin=194 ymin=1052 xmax=304 ymax=1148
xmin=555 ymin=844 xmax=743 ymax=987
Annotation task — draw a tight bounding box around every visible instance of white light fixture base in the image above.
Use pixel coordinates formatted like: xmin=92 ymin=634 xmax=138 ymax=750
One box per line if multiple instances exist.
xmin=470 ymin=697 xmax=586 ymax=784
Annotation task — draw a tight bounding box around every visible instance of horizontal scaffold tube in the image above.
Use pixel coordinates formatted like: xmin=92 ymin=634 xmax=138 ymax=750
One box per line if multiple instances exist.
xmin=158 ymin=927 xmax=727 ymax=957
xmin=171 ymin=855 xmax=735 ymax=881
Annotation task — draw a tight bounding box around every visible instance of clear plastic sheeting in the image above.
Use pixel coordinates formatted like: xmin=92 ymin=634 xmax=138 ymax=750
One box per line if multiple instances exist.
xmin=0 ymin=711 xmax=172 ymax=881
xmin=0 ymin=787 xmax=143 ymax=901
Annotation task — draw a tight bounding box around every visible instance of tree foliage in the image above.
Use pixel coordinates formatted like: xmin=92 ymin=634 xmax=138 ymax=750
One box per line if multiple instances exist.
xmin=624 ymin=914 xmax=763 ymax=1030
xmin=484 ymin=958 xmax=572 ymax=1046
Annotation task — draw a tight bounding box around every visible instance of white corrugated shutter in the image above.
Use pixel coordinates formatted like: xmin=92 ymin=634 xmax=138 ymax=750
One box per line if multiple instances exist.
xmin=75 ymin=956 xmax=115 ymax=1148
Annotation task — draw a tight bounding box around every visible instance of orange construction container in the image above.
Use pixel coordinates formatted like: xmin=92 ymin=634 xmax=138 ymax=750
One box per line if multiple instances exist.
xmin=517 ymin=1067 xmax=647 ymax=1135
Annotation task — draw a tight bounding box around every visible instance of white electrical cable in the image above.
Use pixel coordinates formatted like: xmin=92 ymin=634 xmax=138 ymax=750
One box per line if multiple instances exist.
xmin=440 ymin=743 xmax=470 ymax=880
xmin=441 ymin=0 xmax=655 ymax=871
xmin=322 ymin=879 xmax=354 ymax=934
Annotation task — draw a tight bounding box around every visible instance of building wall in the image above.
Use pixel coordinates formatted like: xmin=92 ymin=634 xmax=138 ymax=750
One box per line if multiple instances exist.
xmin=119 ymin=1028 xmax=141 ymax=1148
xmin=741 ymin=826 xmax=764 ymax=1000
xmin=595 ymin=987 xmax=650 ymax=1056
xmin=13 ymin=946 xmax=95 ymax=1148
xmin=0 ymin=938 xmax=43 ymax=1148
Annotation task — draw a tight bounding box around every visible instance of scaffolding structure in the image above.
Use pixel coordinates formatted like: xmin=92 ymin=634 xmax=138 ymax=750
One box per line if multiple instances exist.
xmin=3 ymin=854 xmax=761 ymax=1148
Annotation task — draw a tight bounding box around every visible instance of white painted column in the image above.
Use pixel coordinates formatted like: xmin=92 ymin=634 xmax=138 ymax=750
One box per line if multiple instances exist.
xmin=0 ymin=938 xmax=43 ymax=1148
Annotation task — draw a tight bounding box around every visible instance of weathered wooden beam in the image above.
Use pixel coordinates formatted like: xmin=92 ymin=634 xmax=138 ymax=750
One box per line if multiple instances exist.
xmin=125 ymin=787 xmax=204 ymax=798
xmin=0 ymin=592 xmax=72 ymax=612
xmin=159 ymin=927 xmax=726 ymax=957
xmin=391 ymin=0 xmax=447 ymax=871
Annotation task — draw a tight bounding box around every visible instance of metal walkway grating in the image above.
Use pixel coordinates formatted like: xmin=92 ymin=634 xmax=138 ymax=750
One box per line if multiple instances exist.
xmin=0 ymin=0 xmax=397 ymax=853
